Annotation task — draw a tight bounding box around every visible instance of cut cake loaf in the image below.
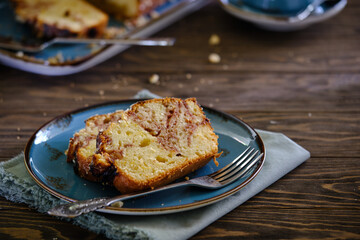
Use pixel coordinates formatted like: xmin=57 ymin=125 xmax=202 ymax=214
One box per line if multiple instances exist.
xmin=87 ymin=0 xmax=166 ymax=20
xmin=11 ymin=0 xmax=109 ymax=38
xmin=66 ymin=98 xmax=219 ymax=193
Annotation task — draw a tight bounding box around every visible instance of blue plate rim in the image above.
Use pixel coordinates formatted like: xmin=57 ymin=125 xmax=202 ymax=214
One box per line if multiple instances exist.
xmin=218 ymin=0 xmax=347 ymax=25
xmin=24 ymin=99 xmax=266 ymax=215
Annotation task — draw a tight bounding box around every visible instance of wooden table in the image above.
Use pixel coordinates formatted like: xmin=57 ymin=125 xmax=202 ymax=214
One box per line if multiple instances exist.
xmin=0 ymin=1 xmax=359 ymax=239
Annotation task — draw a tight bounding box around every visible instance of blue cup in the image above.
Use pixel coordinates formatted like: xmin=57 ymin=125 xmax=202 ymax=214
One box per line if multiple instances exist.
xmin=241 ymin=0 xmax=314 ymax=15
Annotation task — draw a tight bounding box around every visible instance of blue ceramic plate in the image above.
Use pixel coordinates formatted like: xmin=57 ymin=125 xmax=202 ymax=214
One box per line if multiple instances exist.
xmin=219 ymin=0 xmax=347 ymax=31
xmin=24 ymin=100 xmax=265 ymax=215
xmin=0 ymin=0 xmax=207 ymax=75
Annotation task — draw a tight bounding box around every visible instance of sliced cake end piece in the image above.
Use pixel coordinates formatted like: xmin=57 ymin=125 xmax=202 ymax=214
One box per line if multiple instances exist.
xmin=66 ymin=110 xmax=124 ymax=181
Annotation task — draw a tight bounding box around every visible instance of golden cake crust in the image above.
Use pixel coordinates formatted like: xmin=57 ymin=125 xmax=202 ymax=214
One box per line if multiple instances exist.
xmin=112 ymin=147 xmax=216 ymax=193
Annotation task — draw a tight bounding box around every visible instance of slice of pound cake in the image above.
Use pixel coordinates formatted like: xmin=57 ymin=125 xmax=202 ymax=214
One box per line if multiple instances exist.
xmin=11 ymin=0 xmax=109 ymax=38
xmin=66 ymin=111 xmax=124 ymax=181
xmin=66 ymin=98 xmax=219 ymax=193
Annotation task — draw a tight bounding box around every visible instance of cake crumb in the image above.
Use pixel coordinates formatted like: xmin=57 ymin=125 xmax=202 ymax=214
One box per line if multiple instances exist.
xmin=150 ymin=10 xmax=160 ymax=19
xmin=104 ymin=27 xmax=127 ymax=39
xmin=110 ymin=75 xmax=117 ymax=82
xmin=75 ymin=96 xmax=83 ymax=102
xmin=48 ymin=52 xmax=64 ymax=64
xmin=213 ymin=152 xmax=222 ymax=167
xmin=149 ymin=74 xmax=160 ymax=85
xmin=113 ymin=83 xmax=119 ymax=90
xmin=185 ymin=176 xmax=190 ymax=181
xmin=185 ymin=73 xmax=192 ymax=79
xmin=99 ymin=90 xmax=105 ymax=96
xmin=122 ymin=78 xmax=129 ymax=86
xmin=16 ymin=51 xmax=24 ymax=57
xmin=209 ymin=34 xmax=220 ymax=46
xmin=17 ymin=136 xmax=21 ymax=140
xmin=208 ymin=53 xmax=221 ymax=63
xmin=111 ymin=201 xmax=124 ymax=208
xmin=135 ymin=15 xmax=147 ymax=27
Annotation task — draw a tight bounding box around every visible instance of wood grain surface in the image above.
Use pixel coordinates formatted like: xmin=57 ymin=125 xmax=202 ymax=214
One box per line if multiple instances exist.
xmin=0 ymin=0 xmax=359 ymax=239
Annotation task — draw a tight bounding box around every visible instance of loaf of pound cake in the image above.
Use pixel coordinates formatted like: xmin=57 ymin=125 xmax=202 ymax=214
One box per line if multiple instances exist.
xmin=66 ymin=98 xmax=220 ymax=193
xmin=11 ymin=0 xmax=167 ymax=38
xmin=11 ymin=0 xmax=109 ymax=38
xmin=87 ymin=0 xmax=167 ymax=20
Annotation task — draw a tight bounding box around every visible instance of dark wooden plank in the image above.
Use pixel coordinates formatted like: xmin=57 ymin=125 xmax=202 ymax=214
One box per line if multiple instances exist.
xmin=1 ymin=72 xmax=359 ymax=113
xmin=249 ymin=157 xmax=360 ymax=209
xmin=236 ymin=112 xmax=360 ymax=158
xmin=0 ymin=200 xmax=107 ymax=240
xmin=192 ymin=208 xmax=360 ymax=240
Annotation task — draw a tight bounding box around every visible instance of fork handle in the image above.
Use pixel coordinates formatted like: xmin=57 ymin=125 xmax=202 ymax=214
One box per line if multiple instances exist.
xmin=51 ymin=37 xmax=176 ymax=47
xmin=47 ymin=180 xmax=191 ymax=218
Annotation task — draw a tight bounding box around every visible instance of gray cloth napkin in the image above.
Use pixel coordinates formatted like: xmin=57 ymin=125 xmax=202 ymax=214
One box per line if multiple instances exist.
xmin=0 ymin=90 xmax=310 ymax=240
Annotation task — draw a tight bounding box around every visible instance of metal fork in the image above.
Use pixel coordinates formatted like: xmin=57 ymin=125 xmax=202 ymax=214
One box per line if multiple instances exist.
xmin=0 ymin=37 xmax=176 ymax=53
xmin=48 ymin=146 xmax=263 ymax=218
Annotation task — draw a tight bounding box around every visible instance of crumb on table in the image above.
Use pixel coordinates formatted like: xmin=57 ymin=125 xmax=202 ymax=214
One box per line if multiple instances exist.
xmin=208 ymin=53 xmax=221 ymax=63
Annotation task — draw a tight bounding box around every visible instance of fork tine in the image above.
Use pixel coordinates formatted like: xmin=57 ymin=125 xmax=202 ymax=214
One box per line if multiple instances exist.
xmin=217 ymin=152 xmax=263 ymax=186
xmin=214 ymin=149 xmax=259 ymax=182
xmin=209 ymin=146 xmax=252 ymax=178
xmin=211 ymin=146 xmax=254 ymax=179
